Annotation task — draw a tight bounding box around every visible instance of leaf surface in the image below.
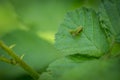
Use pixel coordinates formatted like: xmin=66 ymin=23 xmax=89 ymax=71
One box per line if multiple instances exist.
xmin=40 ymin=58 xmax=120 ymax=80
xmin=55 ymin=8 xmax=109 ymax=56
xmin=98 ymin=0 xmax=120 ymax=42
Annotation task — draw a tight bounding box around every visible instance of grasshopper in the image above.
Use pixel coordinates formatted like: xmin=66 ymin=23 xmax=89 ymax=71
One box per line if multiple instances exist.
xmin=69 ymin=26 xmax=83 ymax=36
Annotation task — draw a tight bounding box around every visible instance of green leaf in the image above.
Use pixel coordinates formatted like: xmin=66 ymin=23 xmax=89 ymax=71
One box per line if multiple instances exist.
xmin=0 ymin=30 xmax=60 ymax=77
xmin=39 ymin=57 xmax=80 ymax=80
xmin=60 ymin=58 xmax=120 ymax=80
xmin=55 ymin=7 xmax=109 ymax=57
xmin=40 ymin=58 xmax=120 ymax=80
xmin=98 ymin=0 xmax=120 ymax=42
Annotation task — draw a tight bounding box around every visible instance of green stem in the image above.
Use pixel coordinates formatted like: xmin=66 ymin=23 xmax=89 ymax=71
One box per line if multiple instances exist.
xmin=0 ymin=40 xmax=39 ymax=80
xmin=0 ymin=56 xmax=12 ymax=64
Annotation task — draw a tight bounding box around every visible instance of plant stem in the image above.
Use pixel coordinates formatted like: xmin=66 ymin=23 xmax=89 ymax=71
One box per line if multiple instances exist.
xmin=0 ymin=40 xmax=39 ymax=80
xmin=0 ymin=56 xmax=12 ymax=64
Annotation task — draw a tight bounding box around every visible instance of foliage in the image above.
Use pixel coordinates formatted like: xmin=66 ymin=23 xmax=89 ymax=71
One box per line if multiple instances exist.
xmin=55 ymin=7 xmax=109 ymax=57
xmin=40 ymin=57 xmax=120 ymax=80
xmin=0 ymin=0 xmax=120 ymax=80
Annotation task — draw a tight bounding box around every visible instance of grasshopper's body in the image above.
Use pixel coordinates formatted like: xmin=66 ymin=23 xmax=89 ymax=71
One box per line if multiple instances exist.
xmin=69 ymin=26 xmax=83 ymax=36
